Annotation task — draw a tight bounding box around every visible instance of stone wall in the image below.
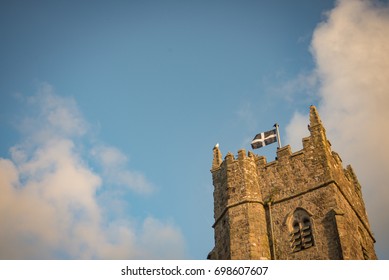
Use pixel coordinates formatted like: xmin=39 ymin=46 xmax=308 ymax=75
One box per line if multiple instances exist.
xmin=210 ymin=149 xmax=270 ymax=260
xmin=208 ymin=106 xmax=377 ymax=260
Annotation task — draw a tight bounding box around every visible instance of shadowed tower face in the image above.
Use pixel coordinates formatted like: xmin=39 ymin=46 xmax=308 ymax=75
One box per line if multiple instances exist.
xmin=208 ymin=106 xmax=377 ymax=260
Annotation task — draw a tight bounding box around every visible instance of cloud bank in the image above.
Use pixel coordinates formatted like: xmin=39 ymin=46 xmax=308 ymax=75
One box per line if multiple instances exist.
xmin=286 ymin=0 xmax=389 ymax=258
xmin=0 ymin=84 xmax=186 ymax=259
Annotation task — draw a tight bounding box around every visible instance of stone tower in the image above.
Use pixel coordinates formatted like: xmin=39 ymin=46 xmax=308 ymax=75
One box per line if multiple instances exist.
xmin=208 ymin=106 xmax=376 ymax=260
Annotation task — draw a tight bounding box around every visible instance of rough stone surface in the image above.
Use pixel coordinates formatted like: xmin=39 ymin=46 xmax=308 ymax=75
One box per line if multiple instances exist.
xmin=208 ymin=106 xmax=377 ymax=260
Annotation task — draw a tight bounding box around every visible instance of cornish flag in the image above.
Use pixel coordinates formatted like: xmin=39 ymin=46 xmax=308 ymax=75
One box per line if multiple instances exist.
xmin=251 ymin=129 xmax=277 ymax=149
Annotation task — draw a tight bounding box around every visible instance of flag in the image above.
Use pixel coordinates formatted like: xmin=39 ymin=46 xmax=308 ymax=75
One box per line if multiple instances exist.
xmin=251 ymin=128 xmax=277 ymax=149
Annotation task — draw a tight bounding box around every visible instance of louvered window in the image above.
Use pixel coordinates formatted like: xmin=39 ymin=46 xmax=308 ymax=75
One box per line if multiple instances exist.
xmin=289 ymin=209 xmax=314 ymax=252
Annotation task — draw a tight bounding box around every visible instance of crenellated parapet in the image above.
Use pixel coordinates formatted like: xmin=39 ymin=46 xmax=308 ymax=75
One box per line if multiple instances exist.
xmin=210 ymin=147 xmax=270 ymax=260
xmin=209 ymin=105 xmax=376 ymax=260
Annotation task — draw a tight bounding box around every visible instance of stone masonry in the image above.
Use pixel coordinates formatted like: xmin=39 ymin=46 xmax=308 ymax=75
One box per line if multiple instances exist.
xmin=208 ymin=106 xmax=377 ymax=260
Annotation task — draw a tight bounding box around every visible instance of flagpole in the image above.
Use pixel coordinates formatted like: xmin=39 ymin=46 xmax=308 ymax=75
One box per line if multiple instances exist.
xmin=274 ymin=123 xmax=282 ymax=149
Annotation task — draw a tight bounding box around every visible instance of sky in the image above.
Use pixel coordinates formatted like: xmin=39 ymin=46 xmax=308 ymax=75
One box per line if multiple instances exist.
xmin=0 ymin=0 xmax=388 ymax=259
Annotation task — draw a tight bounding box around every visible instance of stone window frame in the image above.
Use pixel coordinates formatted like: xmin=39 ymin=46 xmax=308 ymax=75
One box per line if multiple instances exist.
xmin=287 ymin=208 xmax=315 ymax=253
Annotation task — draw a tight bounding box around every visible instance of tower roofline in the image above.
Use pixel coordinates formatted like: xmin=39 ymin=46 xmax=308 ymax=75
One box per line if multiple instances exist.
xmin=209 ymin=105 xmax=377 ymax=260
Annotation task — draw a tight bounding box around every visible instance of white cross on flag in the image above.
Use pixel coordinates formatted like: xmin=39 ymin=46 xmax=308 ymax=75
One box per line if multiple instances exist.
xmin=251 ymin=129 xmax=277 ymax=149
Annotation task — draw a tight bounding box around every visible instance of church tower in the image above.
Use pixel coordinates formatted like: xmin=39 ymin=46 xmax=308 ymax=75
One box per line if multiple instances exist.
xmin=208 ymin=106 xmax=377 ymax=260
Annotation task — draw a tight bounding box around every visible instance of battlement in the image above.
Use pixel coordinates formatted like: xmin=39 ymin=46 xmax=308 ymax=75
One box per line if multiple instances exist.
xmin=209 ymin=106 xmax=377 ymax=260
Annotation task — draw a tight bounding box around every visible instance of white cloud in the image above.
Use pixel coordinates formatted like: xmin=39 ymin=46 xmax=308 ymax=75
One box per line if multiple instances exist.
xmin=285 ymin=111 xmax=309 ymax=150
xmin=286 ymin=0 xmax=389 ymax=258
xmin=91 ymin=145 xmax=154 ymax=194
xmin=138 ymin=217 xmax=187 ymax=259
xmin=18 ymin=83 xmax=87 ymax=141
xmin=272 ymin=71 xmax=320 ymax=104
xmin=0 ymin=84 xmax=186 ymax=259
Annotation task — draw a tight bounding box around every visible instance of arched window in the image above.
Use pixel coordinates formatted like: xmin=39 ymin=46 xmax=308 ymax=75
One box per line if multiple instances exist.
xmin=289 ymin=208 xmax=314 ymax=252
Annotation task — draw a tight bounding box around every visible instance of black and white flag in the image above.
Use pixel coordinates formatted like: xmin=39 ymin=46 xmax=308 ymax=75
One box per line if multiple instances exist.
xmin=251 ymin=129 xmax=277 ymax=149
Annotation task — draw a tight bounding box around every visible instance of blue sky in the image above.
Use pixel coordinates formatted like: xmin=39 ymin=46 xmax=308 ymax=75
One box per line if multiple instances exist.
xmin=1 ymin=0 xmax=388 ymax=259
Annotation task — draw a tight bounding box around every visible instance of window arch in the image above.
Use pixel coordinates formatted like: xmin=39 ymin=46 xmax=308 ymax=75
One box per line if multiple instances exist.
xmin=288 ymin=208 xmax=314 ymax=253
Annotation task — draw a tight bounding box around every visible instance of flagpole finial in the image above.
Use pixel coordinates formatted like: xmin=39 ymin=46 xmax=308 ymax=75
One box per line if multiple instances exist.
xmin=274 ymin=123 xmax=282 ymax=149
